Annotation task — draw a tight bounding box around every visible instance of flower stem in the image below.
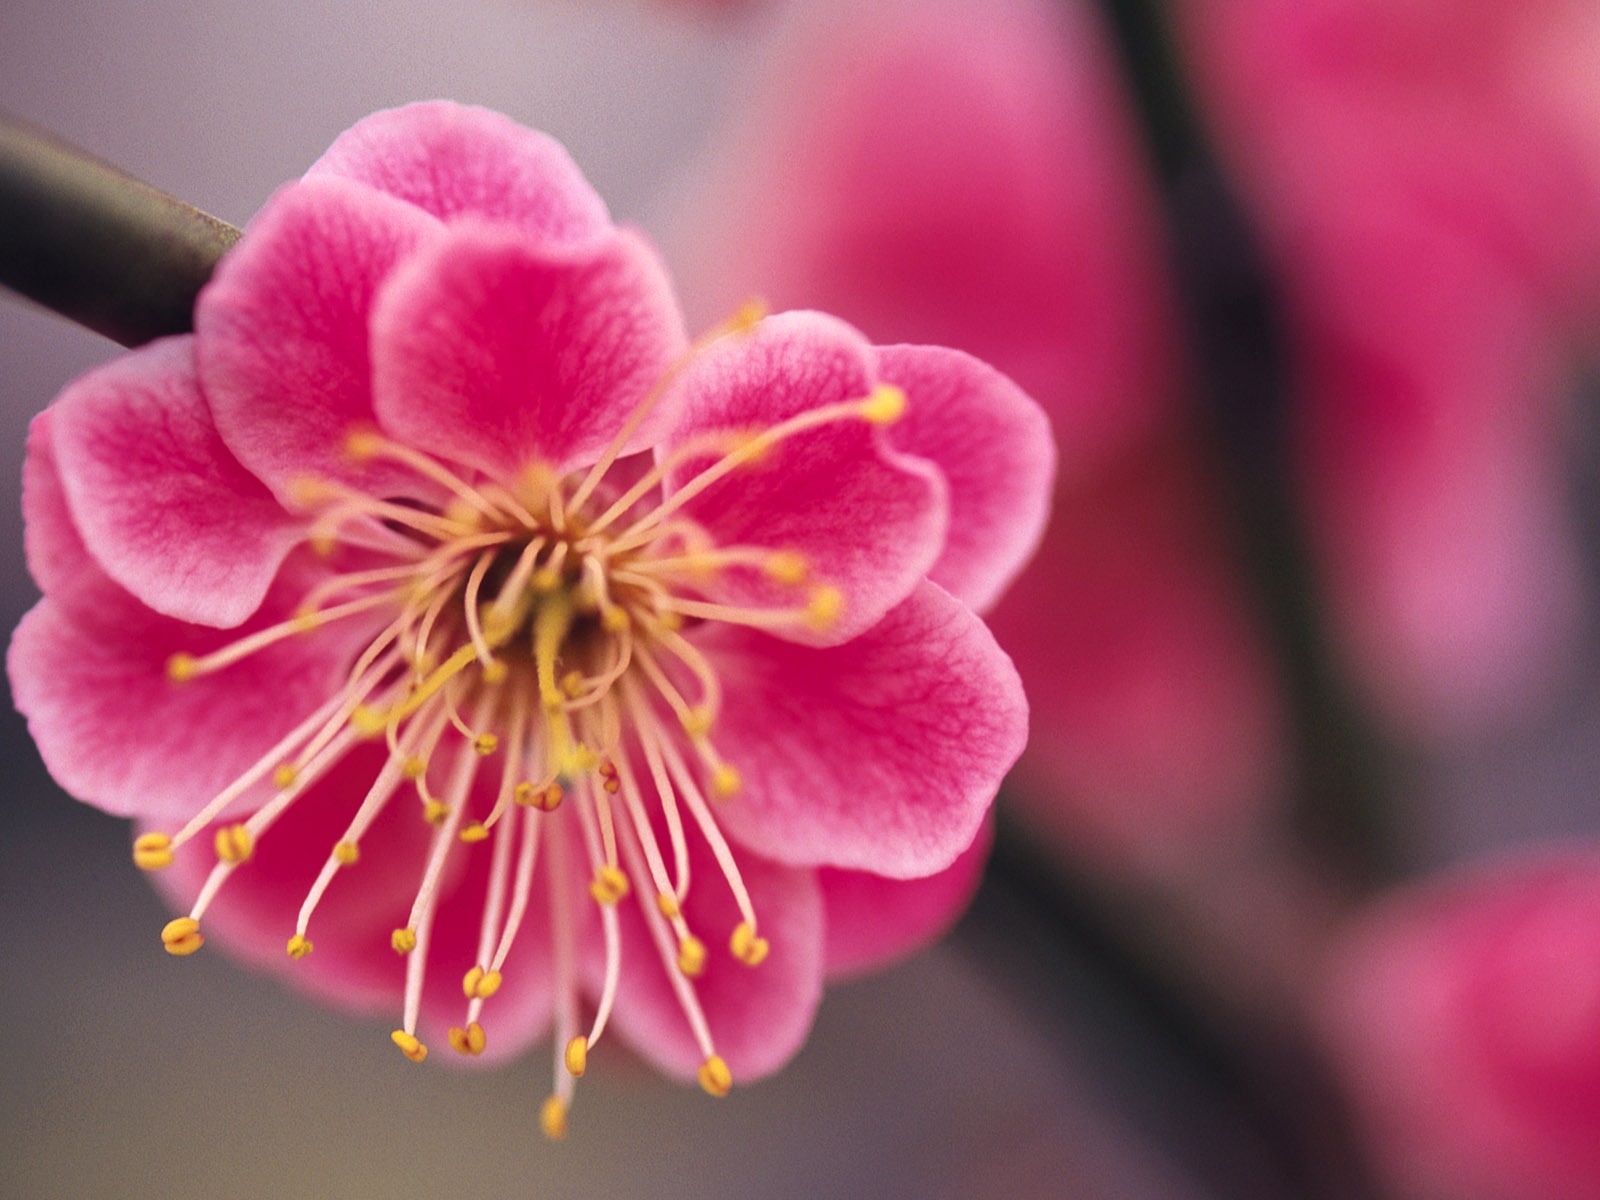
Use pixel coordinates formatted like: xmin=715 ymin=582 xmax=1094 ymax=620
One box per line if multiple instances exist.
xmin=0 ymin=114 xmax=241 ymax=347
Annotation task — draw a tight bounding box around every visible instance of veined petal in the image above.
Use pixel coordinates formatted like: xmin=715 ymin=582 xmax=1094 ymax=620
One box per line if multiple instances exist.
xmin=602 ymin=828 xmax=824 ymax=1083
xmin=8 ymin=555 xmax=371 ymax=824
xmin=820 ymin=820 xmax=991 ymax=980
xmin=877 ymin=344 xmax=1055 ymax=613
xmin=659 ymin=311 xmax=947 ymax=647
xmin=50 ymin=336 xmax=302 ymax=628
xmin=369 ymin=222 xmax=688 ymax=480
xmin=196 ymin=175 xmax=444 ymax=503
xmin=307 ymin=101 xmax=611 ymax=244
xmin=702 ymin=581 xmax=1026 ymax=878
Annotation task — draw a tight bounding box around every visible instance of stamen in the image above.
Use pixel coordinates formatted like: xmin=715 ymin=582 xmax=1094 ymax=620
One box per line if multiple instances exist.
xmin=164 ymin=592 xmax=392 ymax=682
xmin=161 ymin=916 xmax=204 ymax=956
xmin=645 ymin=705 xmax=761 ymax=932
xmin=345 ymin=427 xmax=509 ymax=522
xmin=566 ymin=300 xmax=769 ymax=518
xmin=697 ymin=1055 xmax=733 ymax=1098
xmin=608 ymin=388 xmax=904 ymax=551
xmin=390 ymin=1029 xmax=428 ymax=1063
xmin=448 ymin=1022 xmax=487 ymax=1056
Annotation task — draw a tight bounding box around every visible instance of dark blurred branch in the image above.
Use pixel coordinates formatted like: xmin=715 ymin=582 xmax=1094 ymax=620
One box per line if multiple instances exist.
xmin=1087 ymin=0 xmax=1399 ymax=885
xmin=0 ymin=115 xmax=240 ymax=347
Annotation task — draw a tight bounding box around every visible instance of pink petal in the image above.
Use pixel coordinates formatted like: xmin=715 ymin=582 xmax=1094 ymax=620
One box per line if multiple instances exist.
xmin=144 ymin=747 xmax=558 ymax=1062
xmin=196 ymin=175 xmax=444 ymax=502
xmin=601 ymin=819 xmax=824 ymax=1083
xmin=877 ymin=344 xmax=1055 ymax=613
xmin=8 ymin=554 xmax=371 ymax=824
xmin=1318 ymin=849 xmax=1600 ymax=1200
xmin=369 ymin=223 xmax=688 ymax=480
xmin=820 ymin=820 xmax=992 ymax=979
xmin=20 ymin=410 xmax=98 ymax=613
xmin=307 ymin=101 xmax=611 ymax=244
xmin=659 ymin=311 xmax=947 ymax=646
xmin=48 ymin=336 xmax=302 ymax=628
xmin=702 ymin=580 xmax=1026 ymax=878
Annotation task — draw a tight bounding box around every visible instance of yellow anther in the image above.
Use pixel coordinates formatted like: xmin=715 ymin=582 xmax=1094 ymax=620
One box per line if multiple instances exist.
xmin=350 ymin=705 xmax=388 ymax=736
xmin=448 ymin=1022 xmax=487 ymax=1056
xmin=473 ymin=733 xmax=499 ymax=756
xmin=534 ymin=783 xmax=564 ymax=812
xmin=765 ymin=550 xmax=809 ymax=586
xmin=391 ymin=927 xmax=418 ymax=954
xmin=656 ymin=611 xmax=684 ymax=632
xmin=677 ymin=935 xmax=707 ymax=978
xmin=462 ymin=966 xmax=504 ymax=999
xmin=562 ymin=745 xmax=600 ymax=776
xmin=600 ymin=606 xmax=630 ymax=633
xmin=564 ymin=1035 xmax=588 ymax=1077
xmin=459 ymin=823 xmax=490 ymax=844
xmin=213 ymin=823 xmax=254 ymax=864
xmin=288 ymin=476 xmax=335 ymax=506
xmin=481 ymin=659 xmax=509 ymax=685
xmin=805 ymin=585 xmax=844 ymax=631
xmin=711 ymin=763 xmax=742 ymax=799
xmin=344 ymin=426 xmax=383 ymax=460
xmin=334 ymin=841 xmax=360 ymax=865
xmin=730 ymin=921 xmax=770 ymax=967
xmin=165 ymin=653 xmax=197 ymax=683
xmin=423 ymin=800 xmax=452 ymax=825
xmin=680 ymin=706 xmax=714 ymax=737
xmin=133 ymin=832 xmax=174 ymax=871
xmin=286 ymin=934 xmax=314 ymax=960
xmin=402 ymin=756 xmax=428 ymax=780
xmin=273 ymin=762 xmax=299 ymax=789
xmin=289 ymin=611 xmax=321 ymax=634
xmin=589 ymin=865 xmax=630 ymax=906
xmin=729 ymin=297 xmax=767 ymax=333
xmin=859 ymin=382 xmax=908 ymax=424
xmin=309 ymin=530 xmax=337 ymax=557
xmin=390 ymin=1029 xmax=428 ymax=1063
xmin=540 ymin=1095 xmax=569 ymax=1140
xmin=513 ymin=782 xmax=538 ymax=807
xmin=161 ymin=917 xmax=204 ymax=956
xmin=556 ymin=671 xmax=584 ymax=699
xmin=532 ymin=566 xmax=563 ymax=593
xmin=697 ymin=1055 xmax=733 ymax=1097
xmin=656 ymin=891 xmax=681 ymax=919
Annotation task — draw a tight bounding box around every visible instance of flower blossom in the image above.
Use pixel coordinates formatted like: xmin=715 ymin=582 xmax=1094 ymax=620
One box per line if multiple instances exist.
xmin=1318 ymin=848 xmax=1600 ymax=1200
xmin=8 ymin=102 xmax=1049 ymax=1131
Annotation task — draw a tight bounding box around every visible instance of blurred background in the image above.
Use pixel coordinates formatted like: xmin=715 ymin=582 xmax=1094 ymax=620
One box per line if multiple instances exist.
xmin=4 ymin=1 xmax=1600 ymax=1197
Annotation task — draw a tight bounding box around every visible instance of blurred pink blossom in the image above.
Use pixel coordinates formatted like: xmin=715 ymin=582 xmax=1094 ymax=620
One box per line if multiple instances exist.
xmin=8 ymin=102 xmax=1048 ymax=1129
xmin=667 ymin=0 xmax=1288 ymax=868
xmin=1180 ymin=0 xmax=1600 ymax=741
xmin=1319 ymin=847 xmax=1600 ymax=1200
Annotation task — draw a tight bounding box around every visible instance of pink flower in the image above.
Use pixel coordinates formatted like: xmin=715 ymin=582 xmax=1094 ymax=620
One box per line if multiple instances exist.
xmin=8 ymin=102 xmax=1049 ymax=1130
xmin=1179 ymin=0 xmax=1600 ymax=740
xmin=665 ymin=0 xmax=1287 ymax=865
xmin=1318 ymin=848 xmax=1600 ymax=1200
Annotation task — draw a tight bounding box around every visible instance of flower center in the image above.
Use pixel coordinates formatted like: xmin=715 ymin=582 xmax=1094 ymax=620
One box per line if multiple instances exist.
xmin=134 ymin=311 xmax=909 ymax=1133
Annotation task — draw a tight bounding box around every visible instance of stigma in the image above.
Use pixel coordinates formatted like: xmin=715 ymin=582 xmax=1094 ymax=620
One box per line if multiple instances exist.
xmin=136 ymin=311 xmax=910 ymax=1132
